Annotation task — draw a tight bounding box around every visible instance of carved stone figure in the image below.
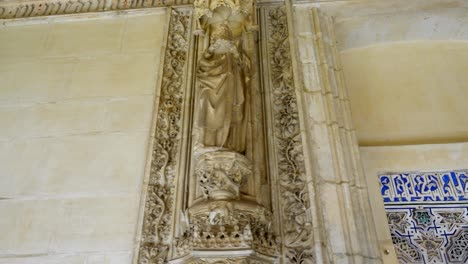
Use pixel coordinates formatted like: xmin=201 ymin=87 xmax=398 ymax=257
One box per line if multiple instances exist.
xmin=169 ymin=1 xmax=278 ymax=263
xmin=195 ymin=23 xmax=251 ymax=154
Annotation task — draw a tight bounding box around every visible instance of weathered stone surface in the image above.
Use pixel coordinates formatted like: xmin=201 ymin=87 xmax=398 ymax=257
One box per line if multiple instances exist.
xmin=0 ymin=10 xmax=167 ymax=264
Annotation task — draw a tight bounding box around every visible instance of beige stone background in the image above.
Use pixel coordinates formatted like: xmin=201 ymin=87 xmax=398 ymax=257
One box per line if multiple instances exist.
xmin=335 ymin=1 xmax=468 ymax=263
xmin=0 ymin=10 xmax=167 ymax=263
xmin=342 ymin=41 xmax=468 ymax=146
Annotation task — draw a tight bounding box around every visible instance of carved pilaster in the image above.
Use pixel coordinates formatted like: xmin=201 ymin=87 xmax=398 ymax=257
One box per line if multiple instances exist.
xmin=137 ymin=8 xmax=192 ymax=264
xmin=260 ymin=6 xmax=315 ymax=263
xmin=288 ymin=6 xmax=383 ymax=263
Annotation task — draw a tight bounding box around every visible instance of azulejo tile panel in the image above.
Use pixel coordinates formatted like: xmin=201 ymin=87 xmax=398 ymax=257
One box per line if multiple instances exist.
xmin=380 ymin=171 xmax=468 ymax=264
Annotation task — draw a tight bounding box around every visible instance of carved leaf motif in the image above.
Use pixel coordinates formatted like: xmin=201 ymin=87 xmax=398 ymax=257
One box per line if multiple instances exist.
xmin=286 ymin=247 xmax=315 ymax=264
xmin=267 ymin=6 xmax=314 ymax=263
xmin=137 ymin=9 xmax=191 ymax=264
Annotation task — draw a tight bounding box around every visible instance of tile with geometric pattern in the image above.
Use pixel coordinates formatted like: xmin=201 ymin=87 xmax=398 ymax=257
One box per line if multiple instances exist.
xmin=380 ymin=170 xmax=468 ymax=263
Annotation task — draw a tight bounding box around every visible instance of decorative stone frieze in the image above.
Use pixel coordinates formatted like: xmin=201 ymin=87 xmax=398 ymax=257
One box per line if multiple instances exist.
xmin=137 ymin=8 xmax=192 ymax=264
xmin=0 ymin=0 xmax=193 ymax=19
xmin=173 ymin=201 xmax=278 ymax=260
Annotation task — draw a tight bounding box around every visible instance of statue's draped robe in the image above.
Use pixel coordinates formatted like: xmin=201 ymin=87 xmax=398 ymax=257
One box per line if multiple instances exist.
xmin=196 ymin=48 xmax=250 ymax=153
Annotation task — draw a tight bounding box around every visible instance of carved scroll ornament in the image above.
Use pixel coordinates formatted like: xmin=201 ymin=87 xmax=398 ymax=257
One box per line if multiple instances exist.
xmin=137 ymin=9 xmax=191 ymax=264
xmin=266 ymin=6 xmax=314 ymax=263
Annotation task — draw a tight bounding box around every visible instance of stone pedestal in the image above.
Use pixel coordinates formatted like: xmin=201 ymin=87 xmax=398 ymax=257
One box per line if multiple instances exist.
xmin=171 ymin=149 xmax=278 ymax=263
xmin=171 ymin=200 xmax=277 ymax=263
xmin=195 ymin=151 xmax=252 ymax=200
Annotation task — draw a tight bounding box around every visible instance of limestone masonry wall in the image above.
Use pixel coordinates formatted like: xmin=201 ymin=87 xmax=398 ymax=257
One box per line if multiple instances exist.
xmin=0 ymin=10 xmax=167 ymax=263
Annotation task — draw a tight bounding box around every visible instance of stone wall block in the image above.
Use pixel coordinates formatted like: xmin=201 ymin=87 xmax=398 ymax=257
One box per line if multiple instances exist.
xmin=293 ymin=6 xmax=314 ymax=39
xmin=295 ymin=6 xmax=323 ymax=94
xmin=317 ymin=182 xmax=349 ymax=254
xmin=0 ymin=58 xmax=75 ymax=104
xmin=45 ymin=17 xmax=125 ymax=57
xmin=323 ymin=92 xmax=338 ymax=130
xmin=304 ymin=91 xmax=327 ymax=123
xmin=0 ymin=24 xmax=50 ymax=58
xmin=0 ymin=11 xmax=165 ymax=263
xmin=311 ymin=123 xmax=338 ymax=183
xmin=334 ymin=97 xmax=347 ymax=130
xmin=301 ymin=62 xmax=322 ymax=92
xmin=122 ymin=12 xmax=167 ymax=53
xmin=328 ymin=124 xmax=349 ymax=183
xmin=297 ymin=36 xmax=318 ymax=64
xmin=68 ymin=54 xmax=158 ymax=98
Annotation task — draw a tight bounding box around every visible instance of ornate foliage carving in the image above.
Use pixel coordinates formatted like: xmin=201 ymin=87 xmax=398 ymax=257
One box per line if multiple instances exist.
xmin=266 ymin=6 xmax=314 ymax=263
xmin=190 ymin=258 xmax=269 ymax=264
xmin=137 ymin=9 xmax=191 ymax=264
xmin=174 ymin=203 xmax=278 ymax=258
xmin=196 ymin=151 xmax=252 ymax=200
xmin=0 ymin=0 xmax=193 ymax=19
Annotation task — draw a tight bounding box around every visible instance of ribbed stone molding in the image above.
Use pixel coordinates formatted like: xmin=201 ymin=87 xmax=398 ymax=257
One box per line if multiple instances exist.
xmin=290 ymin=5 xmax=383 ymax=263
xmin=0 ymin=0 xmax=192 ymax=19
xmin=0 ymin=0 xmax=284 ymax=19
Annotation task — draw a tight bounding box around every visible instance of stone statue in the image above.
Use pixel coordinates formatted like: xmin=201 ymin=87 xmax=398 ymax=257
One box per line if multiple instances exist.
xmin=195 ymin=22 xmax=251 ymax=154
xmin=170 ymin=2 xmax=279 ymax=262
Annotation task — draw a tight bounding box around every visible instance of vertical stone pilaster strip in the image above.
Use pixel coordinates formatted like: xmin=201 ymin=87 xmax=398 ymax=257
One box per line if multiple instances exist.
xmin=137 ymin=8 xmax=192 ymax=264
xmin=289 ymin=5 xmax=382 ymax=263
xmin=263 ymin=6 xmax=315 ymax=263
